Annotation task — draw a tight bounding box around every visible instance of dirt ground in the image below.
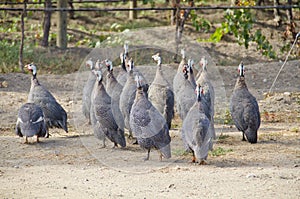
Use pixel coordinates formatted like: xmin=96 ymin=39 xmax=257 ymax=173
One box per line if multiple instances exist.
xmin=0 ymin=46 xmax=300 ymax=198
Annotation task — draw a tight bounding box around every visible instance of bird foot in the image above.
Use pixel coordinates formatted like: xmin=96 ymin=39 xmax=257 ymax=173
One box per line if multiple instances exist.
xmin=143 ymin=157 xmax=149 ymax=161
xmin=23 ymin=137 xmax=29 ymax=144
xmin=199 ymin=160 xmax=207 ymax=165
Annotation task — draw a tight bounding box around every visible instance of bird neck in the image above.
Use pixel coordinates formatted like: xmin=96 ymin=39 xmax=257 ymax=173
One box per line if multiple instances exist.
xmin=31 ymin=75 xmax=40 ymax=85
xmin=235 ymin=76 xmax=248 ymax=89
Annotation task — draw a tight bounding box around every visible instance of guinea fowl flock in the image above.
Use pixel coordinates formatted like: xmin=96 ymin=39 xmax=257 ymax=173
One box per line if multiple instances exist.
xmin=15 ymin=44 xmax=261 ymax=164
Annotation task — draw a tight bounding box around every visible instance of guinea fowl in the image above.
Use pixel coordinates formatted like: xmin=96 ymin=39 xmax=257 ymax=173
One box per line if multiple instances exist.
xmin=82 ymin=58 xmax=96 ymax=124
xmin=148 ymin=53 xmax=174 ymax=129
xmin=186 ymin=59 xmax=197 ymax=89
xmin=104 ymin=59 xmax=125 ymax=130
xmin=130 ymin=75 xmax=171 ymax=161
xmin=182 ymin=85 xmax=211 ymax=164
xmin=15 ymin=103 xmax=48 ymax=144
xmin=173 ymin=49 xmax=187 ymax=96
xmin=175 ymin=61 xmax=197 ymax=121
xmin=116 ymin=43 xmax=129 ymax=86
xmin=230 ymin=62 xmax=260 ymax=143
xmin=119 ymin=58 xmax=148 ymax=140
xmin=91 ymin=70 xmax=126 ymax=148
xmin=26 ymin=63 xmax=68 ymax=133
xmin=196 ymin=57 xmax=216 ymax=145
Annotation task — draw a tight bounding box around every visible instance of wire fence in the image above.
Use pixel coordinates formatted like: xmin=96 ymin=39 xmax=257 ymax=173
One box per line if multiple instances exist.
xmin=0 ymin=3 xmax=299 ymax=12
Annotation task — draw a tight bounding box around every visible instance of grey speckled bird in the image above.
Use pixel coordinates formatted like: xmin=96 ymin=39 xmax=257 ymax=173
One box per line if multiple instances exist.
xmin=173 ymin=49 xmax=187 ymax=96
xmin=82 ymin=58 xmax=97 ymax=124
xmin=175 ymin=61 xmax=197 ymax=121
xmin=182 ymin=85 xmax=211 ymax=164
xmin=16 ymin=103 xmax=48 ymax=144
xmin=230 ymin=62 xmax=260 ymax=143
xmin=196 ymin=57 xmax=216 ymax=148
xmin=119 ymin=58 xmax=148 ymax=140
xmin=116 ymin=43 xmax=129 ymax=86
xmin=26 ymin=63 xmax=68 ymax=133
xmin=92 ymin=70 xmax=126 ymax=148
xmin=104 ymin=59 xmax=125 ymax=130
xmin=148 ymin=53 xmax=174 ymax=129
xmin=130 ymin=75 xmax=171 ymax=161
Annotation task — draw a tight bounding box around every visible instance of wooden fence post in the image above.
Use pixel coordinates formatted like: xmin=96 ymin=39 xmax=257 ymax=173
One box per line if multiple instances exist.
xmin=57 ymin=0 xmax=67 ymax=49
xmin=19 ymin=0 xmax=27 ymax=72
xmin=129 ymin=0 xmax=137 ymax=20
xmin=41 ymin=0 xmax=52 ymax=47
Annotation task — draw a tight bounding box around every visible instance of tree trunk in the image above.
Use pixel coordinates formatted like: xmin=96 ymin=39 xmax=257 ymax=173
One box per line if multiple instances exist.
xmin=57 ymin=0 xmax=68 ymax=49
xmin=174 ymin=0 xmax=194 ymax=62
xmin=19 ymin=0 xmax=27 ymax=73
xmin=41 ymin=0 xmax=52 ymax=47
xmin=129 ymin=0 xmax=137 ymax=20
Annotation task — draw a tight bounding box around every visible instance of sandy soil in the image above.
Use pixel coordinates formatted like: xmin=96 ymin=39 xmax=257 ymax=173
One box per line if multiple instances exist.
xmin=0 ymin=54 xmax=300 ymax=198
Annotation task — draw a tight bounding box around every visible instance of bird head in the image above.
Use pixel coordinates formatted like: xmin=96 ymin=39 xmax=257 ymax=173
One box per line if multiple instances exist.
xmin=103 ymin=59 xmax=113 ymax=72
xmin=86 ymin=58 xmax=94 ymax=70
xmin=181 ymin=49 xmax=186 ymax=59
xmin=182 ymin=64 xmax=189 ymax=79
xmin=152 ymin=53 xmax=161 ymax=66
xmin=127 ymin=58 xmax=134 ymax=73
xmin=199 ymin=57 xmax=208 ymax=71
xmin=93 ymin=70 xmax=103 ymax=82
xmin=238 ymin=61 xmax=245 ymax=77
xmin=187 ymin=58 xmax=194 ymax=74
xmin=134 ymin=75 xmax=144 ymax=89
xmin=195 ymin=84 xmax=203 ymax=102
xmin=25 ymin=63 xmax=37 ymax=76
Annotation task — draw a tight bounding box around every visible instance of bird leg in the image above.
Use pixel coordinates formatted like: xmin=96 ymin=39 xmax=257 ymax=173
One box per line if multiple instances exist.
xmin=191 ymin=156 xmax=196 ymax=163
xmin=101 ymin=139 xmax=106 ymax=148
xmin=191 ymin=151 xmax=196 ymax=163
xmin=144 ymin=149 xmax=151 ymax=161
xmin=24 ymin=136 xmax=28 ymax=144
xmin=112 ymin=143 xmax=118 ymax=149
xmin=36 ymin=136 xmax=40 ymax=143
xmin=159 ymin=152 xmax=163 ymax=161
xmin=242 ymin=132 xmax=246 ymax=141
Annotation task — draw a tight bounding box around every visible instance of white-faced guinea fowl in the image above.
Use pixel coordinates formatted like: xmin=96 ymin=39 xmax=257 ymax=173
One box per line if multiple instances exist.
xmin=104 ymin=59 xmax=125 ymax=130
xmin=119 ymin=58 xmax=149 ymax=140
xmin=196 ymin=57 xmax=216 ymax=147
xmin=25 ymin=63 xmax=68 ymax=133
xmin=148 ymin=53 xmax=174 ymax=129
xmin=91 ymin=70 xmax=126 ymax=148
xmin=173 ymin=49 xmax=187 ymax=96
xmin=82 ymin=58 xmax=97 ymax=124
xmin=230 ymin=62 xmax=261 ymax=143
xmin=186 ymin=59 xmax=197 ymax=89
xmin=16 ymin=103 xmax=48 ymax=144
xmin=182 ymin=85 xmax=211 ymax=164
xmin=175 ymin=61 xmax=197 ymax=121
xmin=116 ymin=43 xmax=129 ymax=86
xmin=130 ymin=75 xmax=171 ymax=161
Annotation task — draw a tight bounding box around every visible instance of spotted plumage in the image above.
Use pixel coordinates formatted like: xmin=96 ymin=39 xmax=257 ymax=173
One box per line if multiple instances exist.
xmin=130 ymin=75 xmax=171 ymax=161
xmin=26 ymin=63 xmax=68 ymax=133
xmin=15 ymin=103 xmax=48 ymax=143
xmin=230 ymin=62 xmax=260 ymax=143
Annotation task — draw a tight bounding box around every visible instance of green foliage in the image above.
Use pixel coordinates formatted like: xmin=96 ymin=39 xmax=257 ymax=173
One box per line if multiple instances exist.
xmin=224 ymin=109 xmax=233 ymax=125
xmin=197 ymin=8 xmax=276 ymax=59
xmin=172 ymin=149 xmax=190 ymax=156
xmin=190 ymin=10 xmax=211 ymax=33
xmin=210 ymin=147 xmax=233 ymax=157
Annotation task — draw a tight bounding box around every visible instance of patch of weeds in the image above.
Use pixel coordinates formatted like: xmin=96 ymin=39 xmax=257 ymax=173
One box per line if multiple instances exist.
xmin=224 ymin=109 xmax=233 ymax=125
xmin=290 ymin=127 xmax=299 ymax=133
xmin=210 ymin=147 xmax=233 ymax=157
xmin=218 ymin=134 xmax=230 ymax=140
xmin=172 ymin=149 xmax=190 ymax=157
